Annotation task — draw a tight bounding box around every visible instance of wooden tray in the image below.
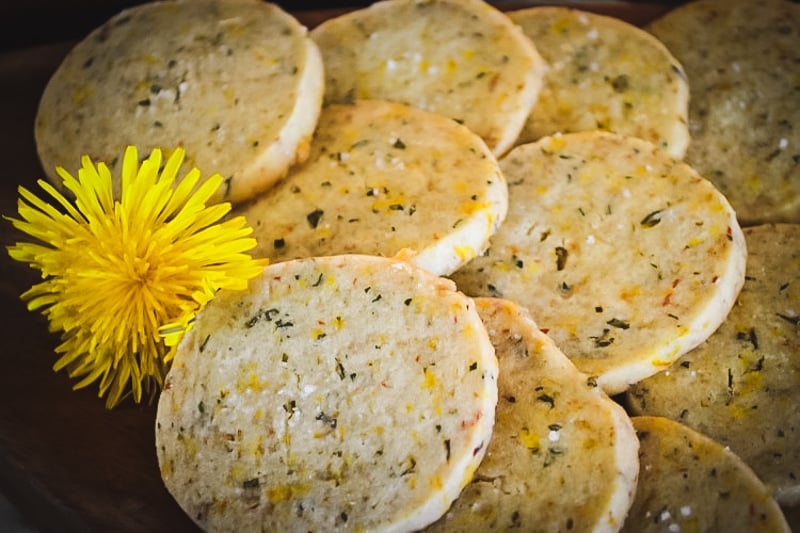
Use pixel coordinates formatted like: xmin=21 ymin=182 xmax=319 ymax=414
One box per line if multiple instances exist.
xmin=0 ymin=3 xmax=796 ymax=531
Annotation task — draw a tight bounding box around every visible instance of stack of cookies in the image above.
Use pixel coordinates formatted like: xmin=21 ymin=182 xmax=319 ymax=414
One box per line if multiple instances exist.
xmin=35 ymin=0 xmax=798 ymax=530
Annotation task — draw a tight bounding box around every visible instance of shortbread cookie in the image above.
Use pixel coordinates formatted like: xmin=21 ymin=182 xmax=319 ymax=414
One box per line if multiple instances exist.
xmin=627 ymin=224 xmax=800 ymax=505
xmin=155 ymin=254 xmax=498 ymax=532
xmin=647 ymin=0 xmax=800 ymax=224
xmin=508 ymin=6 xmax=689 ymax=159
xmin=428 ymin=297 xmax=638 ymax=532
xmin=621 ymin=416 xmax=790 ymax=533
xmin=236 ymin=100 xmax=508 ymax=276
xmin=35 ymin=0 xmax=324 ymax=204
xmin=310 ymin=0 xmax=545 ymax=156
xmin=450 ymin=131 xmax=746 ymax=394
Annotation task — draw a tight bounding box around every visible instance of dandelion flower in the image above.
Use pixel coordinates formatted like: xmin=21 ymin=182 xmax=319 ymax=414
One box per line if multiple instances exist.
xmin=5 ymin=146 xmax=267 ymax=408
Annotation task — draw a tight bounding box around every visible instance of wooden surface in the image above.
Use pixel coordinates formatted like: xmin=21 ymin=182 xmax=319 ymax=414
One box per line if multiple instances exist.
xmin=0 ymin=3 xmax=796 ymax=532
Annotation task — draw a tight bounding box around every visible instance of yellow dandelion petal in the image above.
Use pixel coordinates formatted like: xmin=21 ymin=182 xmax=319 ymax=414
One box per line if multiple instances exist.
xmin=163 ymin=168 xmax=203 ymax=217
xmin=72 ymin=164 xmax=113 ymax=219
xmin=160 ymin=146 xmax=185 ymax=184
xmin=24 ymin=180 xmax=84 ymax=225
xmin=121 ymin=145 xmax=139 ymax=186
xmin=54 ymin=169 xmax=97 ymax=219
xmin=5 ymin=146 xmax=267 ymax=408
xmin=68 ymin=354 xmax=111 ymax=390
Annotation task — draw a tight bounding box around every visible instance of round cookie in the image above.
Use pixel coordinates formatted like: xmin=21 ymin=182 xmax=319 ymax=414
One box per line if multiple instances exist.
xmin=508 ymin=6 xmax=689 ymax=159
xmin=450 ymin=131 xmax=747 ymax=394
xmin=155 ymin=254 xmax=498 ymax=532
xmin=236 ymin=100 xmax=508 ymax=277
xmin=428 ymin=297 xmax=638 ymax=532
xmin=309 ymin=0 xmax=546 ymax=156
xmin=35 ymin=0 xmax=324 ymax=204
xmin=647 ymin=0 xmax=800 ymax=224
xmin=626 ymin=224 xmax=800 ymax=505
xmin=621 ymin=416 xmax=790 ymax=533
